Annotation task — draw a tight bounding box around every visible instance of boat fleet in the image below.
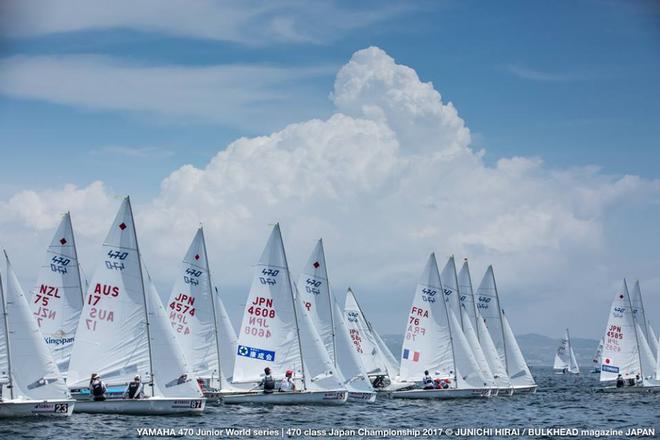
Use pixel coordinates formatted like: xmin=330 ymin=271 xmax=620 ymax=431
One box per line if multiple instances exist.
xmin=7 ymin=194 xmax=611 ymax=417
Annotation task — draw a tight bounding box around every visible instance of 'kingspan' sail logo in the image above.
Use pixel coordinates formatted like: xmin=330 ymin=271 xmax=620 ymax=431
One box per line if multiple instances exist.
xmin=347 ymin=311 xmax=359 ymax=323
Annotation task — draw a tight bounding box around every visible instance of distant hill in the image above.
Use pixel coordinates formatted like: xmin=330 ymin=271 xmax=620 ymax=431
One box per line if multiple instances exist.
xmin=381 ymin=333 xmax=600 ymax=367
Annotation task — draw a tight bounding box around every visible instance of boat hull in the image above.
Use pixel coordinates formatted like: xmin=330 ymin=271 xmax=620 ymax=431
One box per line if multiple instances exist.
xmin=512 ymin=385 xmax=537 ymax=394
xmin=390 ymin=388 xmax=491 ymax=399
xmin=73 ymin=397 xmax=206 ymax=415
xmin=0 ymin=400 xmax=75 ymax=417
xmin=347 ymin=391 xmax=377 ymax=403
xmin=222 ymin=390 xmax=348 ymax=405
xmin=497 ymin=387 xmax=514 ymax=396
xmin=599 ymin=385 xmax=660 ymax=394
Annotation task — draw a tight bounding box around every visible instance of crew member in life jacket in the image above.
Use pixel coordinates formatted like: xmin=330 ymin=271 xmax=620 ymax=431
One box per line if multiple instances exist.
xmin=89 ymin=373 xmax=107 ymax=401
xmin=279 ymin=370 xmax=296 ymax=392
xmin=422 ymin=370 xmax=434 ymax=389
xmin=433 ymin=378 xmax=450 ymax=389
xmin=258 ymin=367 xmax=275 ymax=394
xmin=124 ymin=375 xmax=144 ymax=399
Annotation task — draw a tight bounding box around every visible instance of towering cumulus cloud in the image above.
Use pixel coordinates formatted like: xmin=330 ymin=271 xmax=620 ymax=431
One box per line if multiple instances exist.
xmin=0 ymin=47 xmax=657 ymax=333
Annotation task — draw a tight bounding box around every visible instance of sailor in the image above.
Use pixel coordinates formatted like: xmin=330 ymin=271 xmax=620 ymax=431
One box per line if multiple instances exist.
xmin=279 ymin=370 xmax=296 ymax=392
xmin=616 ymin=374 xmax=625 ymax=388
xmin=422 ymin=370 xmax=434 ymax=389
xmin=372 ymin=375 xmax=385 ymax=389
xmin=124 ymin=375 xmax=143 ymax=399
xmin=258 ymin=367 xmax=275 ymax=394
xmin=89 ymin=373 xmax=107 ymax=401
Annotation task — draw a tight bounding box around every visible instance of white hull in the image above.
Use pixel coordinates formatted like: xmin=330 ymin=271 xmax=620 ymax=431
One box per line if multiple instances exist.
xmin=512 ymin=385 xmax=537 ymax=394
xmin=73 ymin=397 xmax=205 ymax=414
xmin=496 ymin=388 xmax=514 ymax=396
xmin=600 ymin=385 xmax=660 ymax=394
xmin=0 ymin=400 xmax=74 ymax=417
xmin=390 ymin=388 xmax=491 ymax=399
xmin=222 ymin=390 xmax=348 ymax=405
xmin=347 ymin=391 xmax=377 ymax=403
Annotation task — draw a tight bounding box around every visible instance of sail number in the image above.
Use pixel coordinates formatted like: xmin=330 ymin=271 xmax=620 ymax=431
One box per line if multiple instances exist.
xmin=406 ymin=306 xmax=428 ymax=341
xmin=243 ymin=296 xmax=275 ymax=339
xmin=84 ymin=283 xmax=119 ymax=332
xmin=33 ymin=284 xmax=62 ymax=327
xmin=349 ymin=329 xmax=364 ymax=353
xmin=606 ymin=324 xmax=623 ymax=340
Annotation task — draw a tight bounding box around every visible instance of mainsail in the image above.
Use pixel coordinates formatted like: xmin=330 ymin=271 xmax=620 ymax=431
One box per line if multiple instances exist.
xmin=1 ymin=252 xmax=70 ymax=401
xmin=30 ymin=212 xmax=84 ymax=373
xmin=167 ymin=227 xmax=225 ymax=388
xmin=555 ymin=329 xmax=579 ymax=374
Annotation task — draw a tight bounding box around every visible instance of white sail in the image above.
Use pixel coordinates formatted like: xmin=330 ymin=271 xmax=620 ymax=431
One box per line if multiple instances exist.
xmin=592 ymin=338 xmax=603 ymax=368
xmin=458 ymin=260 xmax=510 ymax=388
xmin=460 ymin=305 xmax=495 ymax=386
xmin=167 ymin=228 xmax=223 ymax=386
xmin=297 ymin=240 xmax=335 ymax=361
xmin=214 ymin=286 xmax=237 ymax=387
xmin=344 ymin=288 xmax=393 ymax=377
xmin=630 ymin=281 xmax=652 ymax=352
xmin=67 ymin=198 xmax=150 ymax=388
xmin=636 ymin=324 xmax=656 ymax=382
xmin=567 ymin=330 xmax=580 ymax=374
xmin=649 ymin=323 xmax=659 ymax=360
xmin=440 ymin=256 xmax=462 ymax=325
xmin=554 ymin=329 xmax=571 ymax=371
xmin=30 ymin=212 xmax=84 ymax=374
xmin=501 ymin=311 xmax=536 ymax=387
xmin=372 ymin=327 xmax=400 ymax=378
xmin=600 ymin=280 xmax=640 ymax=381
xmin=144 ymin=269 xmax=203 ymax=398
xmin=475 ymin=266 xmax=507 ymax=373
xmin=331 ymin=298 xmax=373 ymax=393
xmin=1 ymin=253 xmax=70 ymax=401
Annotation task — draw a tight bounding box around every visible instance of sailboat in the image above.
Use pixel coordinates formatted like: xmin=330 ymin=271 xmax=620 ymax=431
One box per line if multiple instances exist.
xmin=67 ymin=197 xmax=206 ymax=414
xmin=30 ymin=212 xmax=84 ymax=376
xmin=166 ymin=227 xmax=244 ymax=401
xmin=391 ymin=253 xmax=490 ymax=399
xmin=631 ymin=281 xmax=657 ymax=360
xmin=223 ymin=225 xmax=347 ymax=405
xmin=440 ymin=256 xmax=497 ymax=394
xmin=0 ymin=251 xmax=74 ymax=417
xmin=591 ymin=338 xmax=603 ymax=373
xmin=344 ymin=287 xmax=401 ymax=390
xmin=297 ymin=240 xmax=375 ymax=402
xmin=476 ymin=266 xmax=537 ymax=393
xmin=600 ymin=279 xmax=660 ymax=392
xmin=553 ymin=329 xmax=580 ymax=374
xmin=458 ymin=259 xmax=512 ymax=396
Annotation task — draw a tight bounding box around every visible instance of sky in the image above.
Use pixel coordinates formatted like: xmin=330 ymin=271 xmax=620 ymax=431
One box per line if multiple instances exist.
xmin=0 ymin=0 xmax=659 ymax=339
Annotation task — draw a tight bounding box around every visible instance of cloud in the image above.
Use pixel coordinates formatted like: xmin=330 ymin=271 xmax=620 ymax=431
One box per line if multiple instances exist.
xmin=0 ymin=0 xmax=410 ymax=45
xmin=0 ymin=55 xmax=335 ymax=130
xmin=503 ymin=63 xmax=584 ymax=82
xmin=90 ymin=146 xmax=175 ymax=159
xmin=1 ymin=47 xmax=658 ymax=337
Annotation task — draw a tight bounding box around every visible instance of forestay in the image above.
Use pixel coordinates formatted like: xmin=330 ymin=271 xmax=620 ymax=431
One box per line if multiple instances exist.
xmin=2 ymin=253 xmax=70 ymax=401
xmin=30 ymin=213 xmax=84 ymax=374
xmin=67 ymin=198 xmax=150 ymax=388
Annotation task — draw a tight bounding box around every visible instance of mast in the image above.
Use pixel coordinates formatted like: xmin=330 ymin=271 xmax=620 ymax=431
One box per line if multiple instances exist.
xmin=0 ymin=262 xmax=14 ymax=400
xmin=450 ymin=256 xmax=464 ymax=330
xmin=437 ymin=256 xmax=459 ymax=388
xmin=126 ymin=196 xmax=155 ymax=397
xmin=319 ymin=239 xmax=338 ymax=367
xmin=624 ymin=279 xmax=645 ymax=380
xmin=278 ymin=224 xmax=307 ymax=390
xmin=464 ymin=260 xmax=481 ymax=341
xmin=491 ymin=267 xmax=510 ymax=376
xmin=66 ymin=212 xmax=86 ymax=304
xmin=200 ymin=226 xmax=223 ymax=388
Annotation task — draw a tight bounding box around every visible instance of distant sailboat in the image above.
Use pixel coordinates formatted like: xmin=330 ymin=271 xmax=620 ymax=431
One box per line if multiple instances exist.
xmin=476 ymin=266 xmax=537 ymax=393
xmin=391 ymin=253 xmax=490 ymax=399
xmin=458 ymin=259 xmax=512 ymax=395
xmin=599 ymin=279 xmax=659 ymax=392
xmin=344 ymin=287 xmax=400 ymax=389
xmin=554 ymin=329 xmax=580 ymax=374
xmin=591 ymin=338 xmax=603 ymax=373
xmin=29 ymin=212 xmax=85 ymax=376
xmin=297 ymin=240 xmax=375 ymax=402
xmin=224 ymin=225 xmax=347 ymax=405
xmin=67 ymin=197 xmax=206 ymax=414
xmin=0 ymin=251 xmax=75 ymax=417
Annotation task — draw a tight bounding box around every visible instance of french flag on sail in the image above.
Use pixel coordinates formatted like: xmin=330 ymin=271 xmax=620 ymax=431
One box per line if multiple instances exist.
xmin=403 ymin=348 xmax=420 ymax=362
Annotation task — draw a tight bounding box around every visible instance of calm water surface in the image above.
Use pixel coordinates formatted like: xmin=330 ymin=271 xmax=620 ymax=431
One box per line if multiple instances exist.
xmin=1 ymin=368 xmax=658 ymax=439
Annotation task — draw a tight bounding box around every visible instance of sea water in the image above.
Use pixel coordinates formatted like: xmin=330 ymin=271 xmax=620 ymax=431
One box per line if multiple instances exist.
xmin=1 ymin=367 xmax=657 ymax=439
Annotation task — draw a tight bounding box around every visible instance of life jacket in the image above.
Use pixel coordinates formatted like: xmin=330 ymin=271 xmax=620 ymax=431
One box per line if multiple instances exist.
xmin=127 ymin=381 xmax=141 ymax=399
xmin=263 ymin=375 xmax=275 ymax=392
xmin=91 ymin=381 xmax=105 ymax=397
